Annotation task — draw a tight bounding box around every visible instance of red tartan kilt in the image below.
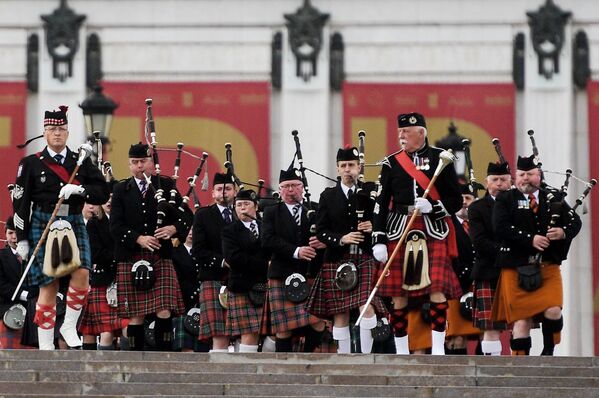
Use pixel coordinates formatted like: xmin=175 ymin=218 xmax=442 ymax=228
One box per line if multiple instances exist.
xmin=472 ymin=280 xmax=507 ymax=331
xmin=79 ymin=286 xmax=129 ymax=335
xmin=225 ymin=291 xmax=262 ymax=336
xmin=376 ymin=217 xmax=462 ymax=299
xmin=307 ymin=255 xmax=387 ymax=318
xmin=0 ymin=320 xmax=30 ymax=349
xmin=259 ymin=279 xmax=321 ymax=336
xmin=116 ymin=251 xmax=185 ymax=318
xmin=197 ymin=281 xmax=227 ymax=340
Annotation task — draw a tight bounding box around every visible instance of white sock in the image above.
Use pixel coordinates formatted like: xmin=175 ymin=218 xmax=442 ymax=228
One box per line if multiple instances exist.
xmin=239 ymin=343 xmax=259 ymax=353
xmin=37 ymin=327 xmax=55 ymax=351
xmin=394 ymin=336 xmax=409 ymax=355
xmin=359 ymin=316 xmax=377 ymax=354
xmin=431 ymin=330 xmax=446 ymax=355
xmin=332 ymin=326 xmax=351 ymax=354
xmin=262 ymin=336 xmax=276 ymax=352
xmin=481 ymin=340 xmax=502 ymax=356
xmin=60 ymin=305 xmax=83 ymax=348
xmin=209 ymin=348 xmax=229 ymax=353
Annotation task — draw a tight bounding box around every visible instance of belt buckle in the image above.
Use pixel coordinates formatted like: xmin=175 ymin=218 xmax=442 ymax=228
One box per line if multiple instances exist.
xmin=56 ymin=204 xmax=69 ymax=217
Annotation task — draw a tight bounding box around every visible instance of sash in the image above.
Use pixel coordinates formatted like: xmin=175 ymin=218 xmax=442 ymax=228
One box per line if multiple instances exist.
xmin=36 ymin=152 xmax=80 ymax=186
xmin=394 ymin=151 xmax=458 ymax=258
xmin=395 ymin=151 xmax=440 ymax=201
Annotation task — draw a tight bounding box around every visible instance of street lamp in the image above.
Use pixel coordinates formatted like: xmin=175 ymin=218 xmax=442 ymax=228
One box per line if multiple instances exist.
xmin=79 ymin=85 xmax=118 ymax=137
xmin=435 ymin=121 xmax=466 ymax=180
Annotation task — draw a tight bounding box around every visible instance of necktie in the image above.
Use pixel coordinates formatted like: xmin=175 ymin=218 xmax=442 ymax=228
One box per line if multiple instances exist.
xmin=54 ymin=154 xmax=64 ymax=164
xmin=222 ymin=207 xmax=232 ymax=224
xmin=249 ymin=222 xmax=259 ymax=240
xmin=292 ymin=204 xmax=301 ymax=226
xmin=347 ymin=188 xmax=354 ymax=199
xmin=139 ymin=180 xmax=147 ymax=197
xmin=528 ymin=193 xmax=538 ymax=214
xmin=462 ymin=220 xmax=470 ymax=235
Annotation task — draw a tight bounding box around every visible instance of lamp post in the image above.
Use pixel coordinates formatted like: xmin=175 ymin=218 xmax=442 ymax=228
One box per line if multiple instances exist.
xmin=435 ymin=121 xmax=466 ymax=180
xmin=79 ymin=85 xmax=118 ymax=138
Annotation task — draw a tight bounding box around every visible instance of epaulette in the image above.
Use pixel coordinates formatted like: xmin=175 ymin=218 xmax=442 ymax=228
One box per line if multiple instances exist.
xmin=379 ymin=149 xmax=404 ymax=168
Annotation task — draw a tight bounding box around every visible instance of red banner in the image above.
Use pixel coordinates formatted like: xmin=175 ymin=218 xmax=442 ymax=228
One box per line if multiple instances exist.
xmin=343 ymin=83 xmax=516 ymax=183
xmin=588 ymin=81 xmax=599 ymax=354
xmin=0 ymin=83 xmax=26 ymax=221
xmin=103 ymin=82 xmax=270 ymax=207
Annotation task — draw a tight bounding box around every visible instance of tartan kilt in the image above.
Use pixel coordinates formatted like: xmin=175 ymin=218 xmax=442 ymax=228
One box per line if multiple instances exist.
xmin=446 ymin=299 xmax=480 ymax=337
xmin=172 ymin=315 xmax=201 ymax=351
xmin=407 ymin=308 xmax=431 ymax=351
xmin=197 ymin=281 xmax=227 ymax=340
xmin=307 ymin=254 xmax=386 ymax=318
xmin=225 ymin=291 xmax=262 ymax=336
xmin=0 ymin=320 xmax=30 ymax=349
xmin=259 ymin=279 xmax=321 ymax=335
xmin=473 ymin=279 xmax=507 ymax=331
xmin=376 ymin=216 xmax=462 ymax=299
xmin=116 ymin=251 xmax=185 ymax=318
xmin=27 ymin=209 xmax=92 ymax=287
xmin=79 ymin=285 xmax=129 ymax=335
xmin=492 ymin=264 xmax=563 ymax=324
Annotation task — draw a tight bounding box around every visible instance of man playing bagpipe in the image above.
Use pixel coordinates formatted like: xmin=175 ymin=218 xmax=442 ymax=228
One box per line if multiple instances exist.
xmin=13 ymin=106 xmax=109 ymax=350
xmin=261 ymin=167 xmax=326 ymax=352
xmin=469 ymin=162 xmax=511 ymax=355
xmin=192 ymin=172 xmax=237 ymax=352
xmin=222 ymin=189 xmax=270 ymax=353
xmin=111 ymin=143 xmax=190 ymax=351
xmin=492 ymin=155 xmax=581 ymax=355
xmin=371 ymin=112 xmax=462 ymax=355
xmin=307 ymin=147 xmax=386 ymax=354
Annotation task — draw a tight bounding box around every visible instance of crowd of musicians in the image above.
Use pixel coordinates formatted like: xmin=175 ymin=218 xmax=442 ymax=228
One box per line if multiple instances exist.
xmin=0 ymin=105 xmax=586 ymax=356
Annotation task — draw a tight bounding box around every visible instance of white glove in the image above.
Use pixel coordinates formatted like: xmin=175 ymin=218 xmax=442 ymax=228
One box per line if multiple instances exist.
xmin=59 ymin=184 xmax=85 ymax=200
xmin=16 ymin=240 xmax=30 ymax=261
xmin=372 ymin=243 xmax=388 ymax=263
xmin=414 ymin=197 xmax=432 ymax=214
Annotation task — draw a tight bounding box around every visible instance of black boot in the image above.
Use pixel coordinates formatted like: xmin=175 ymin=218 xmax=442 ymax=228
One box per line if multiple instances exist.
xmin=127 ymin=324 xmax=145 ymax=351
xmin=154 ymin=317 xmax=173 ymax=351
xmin=275 ymin=337 xmax=293 ymax=352
xmin=303 ymin=327 xmax=324 ymax=353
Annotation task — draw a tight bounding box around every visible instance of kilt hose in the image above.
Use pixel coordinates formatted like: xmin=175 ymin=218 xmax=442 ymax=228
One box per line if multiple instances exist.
xmin=197 ymin=281 xmax=227 ymax=341
xmin=260 ymin=279 xmax=321 ymax=336
xmin=225 ymin=291 xmax=263 ymax=336
xmin=492 ymin=264 xmax=563 ymax=324
xmin=473 ymin=279 xmax=507 ymax=331
xmin=376 ymin=216 xmax=462 ymax=299
xmin=0 ymin=320 xmax=31 ymax=349
xmin=27 ymin=209 xmax=92 ymax=287
xmin=446 ymin=299 xmax=480 ymax=338
xmin=79 ymin=285 xmax=129 ymax=336
xmin=307 ymin=254 xmax=387 ymax=318
xmin=116 ymin=251 xmax=185 ymax=319
xmin=407 ymin=309 xmax=431 ymax=351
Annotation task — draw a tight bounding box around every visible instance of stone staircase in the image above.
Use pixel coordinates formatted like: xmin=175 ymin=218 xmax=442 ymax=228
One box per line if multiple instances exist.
xmin=0 ymin=350 xmax=598 ymax=397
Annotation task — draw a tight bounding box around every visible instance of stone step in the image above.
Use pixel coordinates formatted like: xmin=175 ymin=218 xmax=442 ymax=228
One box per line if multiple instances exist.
xmin=0 ymin=382 xmax=595 ymax=398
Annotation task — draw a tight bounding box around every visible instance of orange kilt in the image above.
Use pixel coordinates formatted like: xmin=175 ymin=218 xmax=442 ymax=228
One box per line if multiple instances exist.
xmin=446 ymin=299 xmax=480 ymax=338
xmin=407 ymin=309 xmax=431 ymax=351
xmin=492 ymin=264 xmax=562 ymax=324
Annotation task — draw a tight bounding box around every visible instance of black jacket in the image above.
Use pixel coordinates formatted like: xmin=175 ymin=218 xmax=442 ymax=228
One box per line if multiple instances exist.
xmin=86 ymin=215 xmax=116 ymax=287
xmin=261 ymin=201 xmax=323 ymax=280
xmin=0 ymin=247 xmax=38 ymax=317
xmin=315 ymin=184 xmax=374 ymax=262
xmin=451 ymin=215 xmax=473 ymax=293
xmin=192 ymin=204 xmax=229 ymax=281
xmin=171 ymin=245 xmax=201 ymax=310
xmin=13 ymin=147 xmax=109 ymax=241
xmin=372 ymin=144 xmax=462 ymax=244
xmin=222 ymin=220 xmax=269 ymax=292
xmin=110 ymin=175 xmax=192 ymax=261
xmin=469 ymin=194 xmax=501 ymax=280
xmin=493 ymin=188 xmax=582 ymax=268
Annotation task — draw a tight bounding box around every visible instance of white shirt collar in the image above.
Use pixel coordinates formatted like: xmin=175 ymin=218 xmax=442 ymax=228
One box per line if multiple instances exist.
xmin=527 ymin=190 xmax=539 ymax=201
xmin=456 ymin=215 xmax=466 ymax=225
xmin=242 ymin=219 xmax=257 ymax=230
xmin=285 ymin=201 xmax=303 ymax=214
xmin=184 ymin=243 xmax=192 ymax=254
xmin=10 ymin=247 xmax=17 ymax=255
xmin=216 ymin=204 xmax=230 ymax=213
xmin=340 ymin=183 xmax=355 ymax=199
xmin=47 ymin=147 xmax=67 ymax=161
